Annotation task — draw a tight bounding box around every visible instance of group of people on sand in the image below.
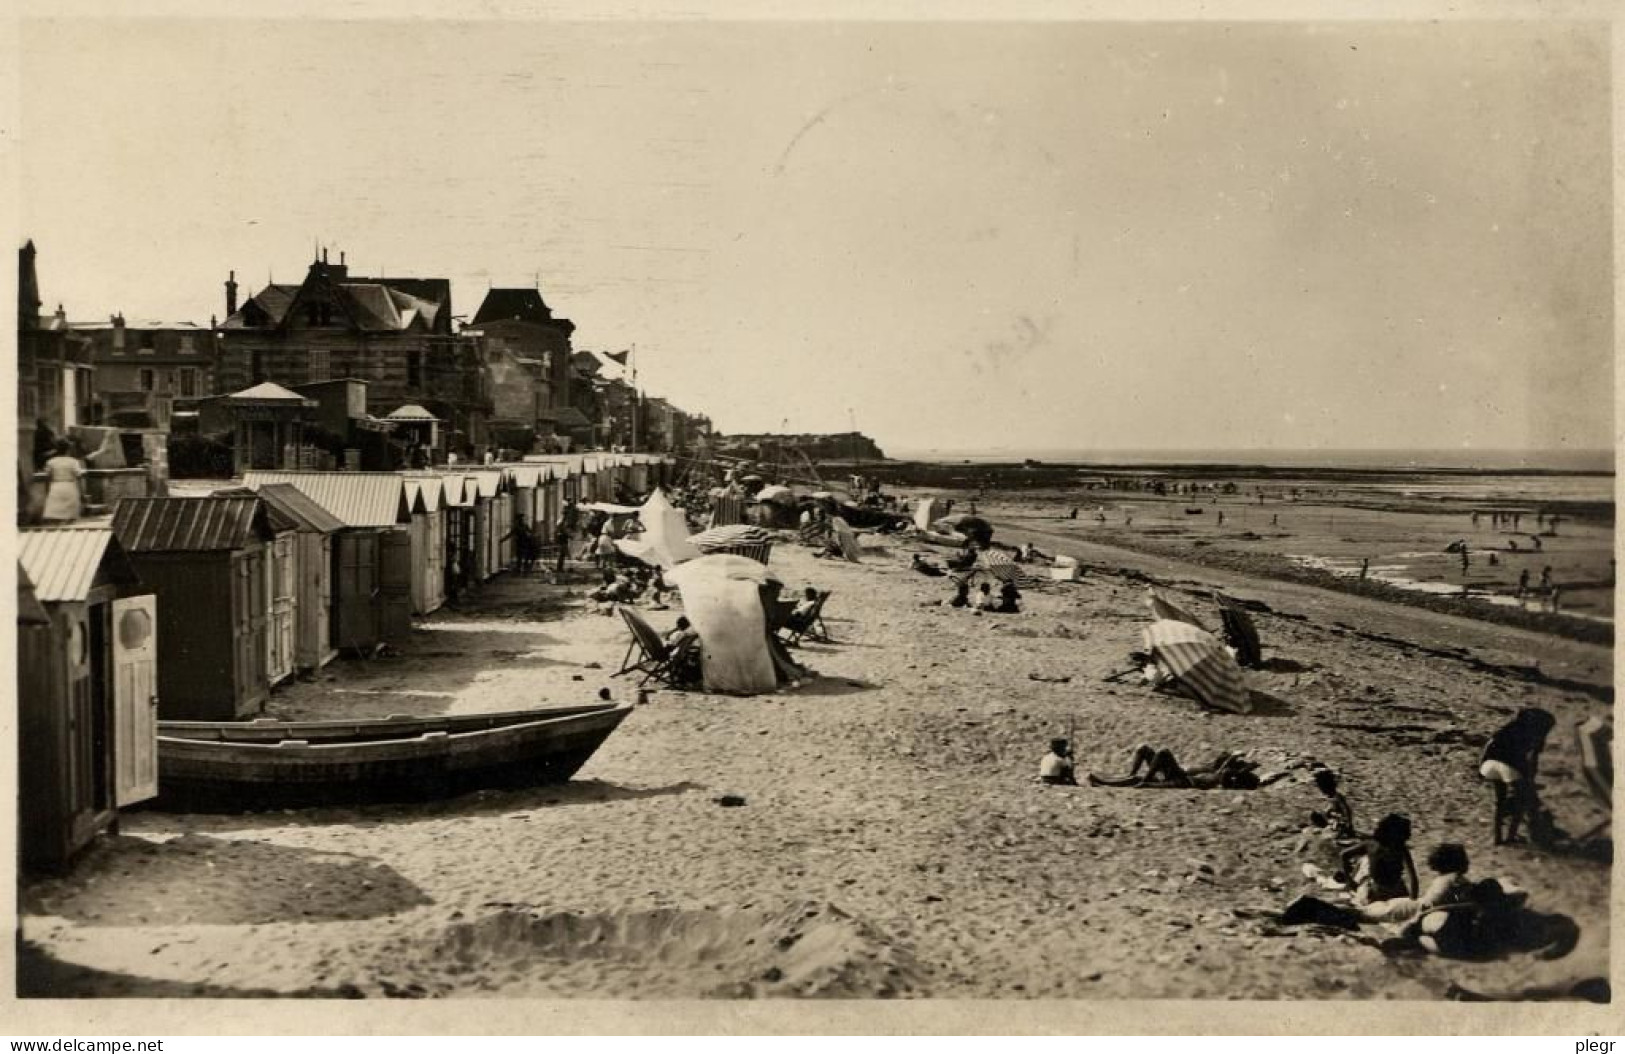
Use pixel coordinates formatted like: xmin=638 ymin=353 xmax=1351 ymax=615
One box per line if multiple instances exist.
xmin=949 ymin=578 xmax=1021 ymax=614
xmin=1033 ymin=705 xmax=1576 ymax=960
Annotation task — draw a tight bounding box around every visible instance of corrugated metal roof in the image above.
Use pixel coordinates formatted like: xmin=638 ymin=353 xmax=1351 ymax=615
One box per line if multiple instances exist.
xmin=113 ymin=497 xmax=271 ymax=552
xmin=19 ymin=526 xmax=123 ymax=602
xmin=242 ymin=471 xmax=408 ymax=528
xmin=252 ymin=483 xmax=345 ymax=533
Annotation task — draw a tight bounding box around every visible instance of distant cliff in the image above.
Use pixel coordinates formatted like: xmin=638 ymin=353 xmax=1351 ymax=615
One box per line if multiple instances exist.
xmin=713 ymin=431 xmax=886 ymax=463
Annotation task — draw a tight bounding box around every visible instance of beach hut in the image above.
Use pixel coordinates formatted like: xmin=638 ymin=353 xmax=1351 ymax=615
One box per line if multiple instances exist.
xmin=437 ymin=473 xmax=476 ymax=598
xmin=251 ymin=483 xmax=343 ymax=674
xmin=463 ymin=468 xmax=509 ymax=578
xmin=401 ymin=476 xmax=448 ymax=615
xmin=16 ymin=533 xmax=155 ymax=873
xmin=111 ymin=496 xmax=282 ymax=720
xmin=242 ymin=471 xmax=414 ymax=652
xmin=263 ymin=504 xmax=299 ymax=686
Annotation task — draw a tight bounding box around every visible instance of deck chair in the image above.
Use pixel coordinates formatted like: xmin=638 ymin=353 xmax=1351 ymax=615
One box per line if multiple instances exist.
xmin=1574 ymin=716 xmax=1613 ymax=841
xmin=782 ymin=590 xmax=834 ymax=645
xmin=614 ymin=605 xmax=682 ymax=687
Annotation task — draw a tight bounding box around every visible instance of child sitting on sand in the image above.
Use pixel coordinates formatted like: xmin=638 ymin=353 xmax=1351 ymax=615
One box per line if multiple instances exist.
xmin=975 ymin=582 xmax=999 ymax=612
xmin=1348 ymin=813 xmax=1419 ymax=906
xmin=1038 ymin=738 xmax=1078 ymax=786
xmin=1313 ymin=768 xmax=1356 ymax=838
xmin=1087 ymin=745 xmax=1279 ymax=790
xmin=997 ymin=581 xmax=1022 ymax=614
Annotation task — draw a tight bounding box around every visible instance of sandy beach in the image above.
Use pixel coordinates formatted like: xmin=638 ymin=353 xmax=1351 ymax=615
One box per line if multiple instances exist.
xmin=18 ymin=509 xmax=1612 ymax=1000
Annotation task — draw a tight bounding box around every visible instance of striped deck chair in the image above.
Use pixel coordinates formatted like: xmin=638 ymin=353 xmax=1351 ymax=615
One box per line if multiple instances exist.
xmin=1575 ymin=716 xmax=1613 ymax=841
xmin=783 ymin=589 xmax=834 ymax=646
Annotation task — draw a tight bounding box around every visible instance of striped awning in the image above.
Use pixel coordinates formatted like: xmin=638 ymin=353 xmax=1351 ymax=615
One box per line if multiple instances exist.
xmin=688 ymin=523 xmax=774 ymax=564
xmin=1143 ymin=619 xmax=1251 ymax=714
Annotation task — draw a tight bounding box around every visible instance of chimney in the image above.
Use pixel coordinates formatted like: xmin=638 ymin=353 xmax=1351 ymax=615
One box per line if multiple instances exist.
xmin=225 ymin=269 xmax=239 ymax=315
xmin=339 ymin=251 xmax=345 ymax=266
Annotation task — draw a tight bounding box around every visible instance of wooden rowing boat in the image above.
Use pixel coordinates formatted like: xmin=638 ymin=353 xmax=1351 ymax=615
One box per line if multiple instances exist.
xmin=155 ymin=703 xmax=633 ymax=811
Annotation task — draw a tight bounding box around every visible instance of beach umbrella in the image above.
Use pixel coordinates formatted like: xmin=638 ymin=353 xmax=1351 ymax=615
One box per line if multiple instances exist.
xmin=1143 ymin=619 xmax=1251 ymax=714
xmin=756 ymin=484 xmax=797 ymax=506
xmin=1145 ymin=587 xmax=1206 ymax=630
xmin=1219 ymin=602 xmax=1263 ymax=669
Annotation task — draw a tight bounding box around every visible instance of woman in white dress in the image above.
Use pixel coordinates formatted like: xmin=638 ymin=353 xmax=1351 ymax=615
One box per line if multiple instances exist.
xmin=41 ymin=439 xmax=85 ymax=522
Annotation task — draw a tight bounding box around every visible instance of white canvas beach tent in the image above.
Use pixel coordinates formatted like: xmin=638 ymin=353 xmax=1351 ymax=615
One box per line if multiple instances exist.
xmin=664 ymin=554 xmax=777 ymax=695
xmin=614 ymin=488 xmax=703 ymax=569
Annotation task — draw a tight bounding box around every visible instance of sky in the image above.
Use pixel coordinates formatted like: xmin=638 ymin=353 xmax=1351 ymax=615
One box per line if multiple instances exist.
xmin=15 ymin=16 xmax=1615 ymax=457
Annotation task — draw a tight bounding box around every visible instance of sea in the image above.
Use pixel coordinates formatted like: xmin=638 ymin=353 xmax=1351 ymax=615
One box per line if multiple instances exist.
xmin=888 ymin=447 xmax=1616 ymax=475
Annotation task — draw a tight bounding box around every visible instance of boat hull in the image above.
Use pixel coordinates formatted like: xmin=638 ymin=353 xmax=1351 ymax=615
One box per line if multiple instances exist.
xmin=154 ymin=704 xmax=632 ymax=811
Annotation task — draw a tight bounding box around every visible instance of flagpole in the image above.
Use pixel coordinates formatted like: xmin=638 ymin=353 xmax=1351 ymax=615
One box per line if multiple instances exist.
xmin=629 ymin=344 xmax=638 ymax=453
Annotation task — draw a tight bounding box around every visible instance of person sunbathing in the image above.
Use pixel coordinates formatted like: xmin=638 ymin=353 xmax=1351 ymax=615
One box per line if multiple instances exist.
xmin=1087 ymin=745 xmax=1274 ymax=790
xmin=1360 ymin=842 xmax=1475 ymax=926
xmin=787 ymin=587 xmax=820 ymax=632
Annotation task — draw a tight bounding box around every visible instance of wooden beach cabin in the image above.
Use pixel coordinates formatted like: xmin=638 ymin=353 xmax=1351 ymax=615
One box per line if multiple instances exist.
xmin=463 ymin=468 xmax=510 ymax=579
xmin=251 ymin=483 xmax=343 ymax=674
xmin=242 ymin=471 xmax=414 ymax=654
xmin=112 ymin=496 xmax=285 ymax=720
xmin=17 ymin=533 xmax=156 ymax=873
xmin=401 ymin=475 xmax=448 ymax=615
xmin=437 ymin=472 xmax=476 ymax=599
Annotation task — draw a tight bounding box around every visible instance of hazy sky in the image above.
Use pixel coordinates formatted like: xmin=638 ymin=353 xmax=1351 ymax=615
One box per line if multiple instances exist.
xmin=17 ymin=17 xmax=1613 ymax=455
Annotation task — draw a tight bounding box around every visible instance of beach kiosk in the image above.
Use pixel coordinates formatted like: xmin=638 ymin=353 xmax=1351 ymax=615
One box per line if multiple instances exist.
xmin=17 ymin=533 xmax=156 ymax=873
xmin=111 ymin=496 xmax=282 ymax=721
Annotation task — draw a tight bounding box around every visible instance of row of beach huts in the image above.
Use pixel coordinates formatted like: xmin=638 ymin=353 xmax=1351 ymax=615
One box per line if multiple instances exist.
xmin=17 ymin=452 xmax=674 ymax=872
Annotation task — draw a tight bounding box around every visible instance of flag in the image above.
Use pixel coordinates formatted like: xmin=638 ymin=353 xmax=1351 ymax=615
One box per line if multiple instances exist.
xmin=605 ymin=349 xmax=631 ymax=365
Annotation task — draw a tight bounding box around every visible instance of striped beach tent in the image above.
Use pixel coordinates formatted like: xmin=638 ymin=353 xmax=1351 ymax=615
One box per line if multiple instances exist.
xmin=709 ymin=494 xmax=749 ymax=528
xmin=689 ymin=523 xmax=774 ymax=564
xmin=969 ymin=548 xmax=1045 ymax=587
xmin=1143 ymin=619 xmax=1251 ymax=714
xmin=1145 ymin=587 xmax=1207 ymax=630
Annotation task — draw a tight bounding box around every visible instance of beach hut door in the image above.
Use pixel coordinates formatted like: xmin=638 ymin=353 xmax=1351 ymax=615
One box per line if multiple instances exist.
xmin=111 ymin=595 xmax=159 ymax=806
